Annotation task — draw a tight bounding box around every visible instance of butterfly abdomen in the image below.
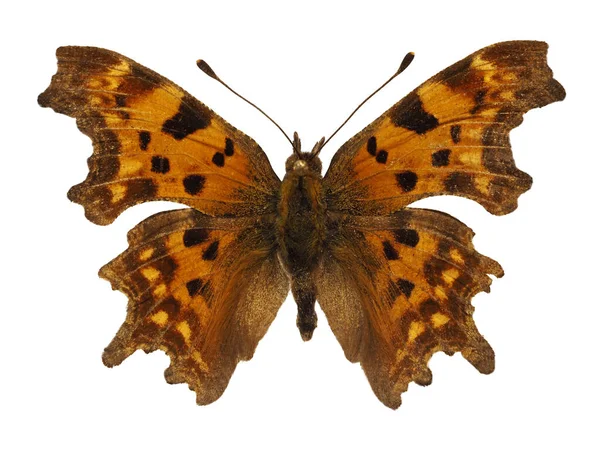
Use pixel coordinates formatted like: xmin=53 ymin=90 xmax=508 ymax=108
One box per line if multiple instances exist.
xmin=277 ymin=155 xmax=326 ymax=340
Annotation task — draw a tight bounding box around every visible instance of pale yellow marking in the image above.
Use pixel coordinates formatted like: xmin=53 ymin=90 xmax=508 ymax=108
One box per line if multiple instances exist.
xmin=475 ymin=176 xmax=490 ymax=195
xmin=431 ymin=313 xmax=450 ymax=328
xmin=151 ymin=310 xmax=169 ymax=326
xmin=87 ymin=79 xmax=103 ymax=89
xmin=442 ymin=268 xmax=460 ymax=285
xmin=418 ymin=83 xmax=475 ymax=122
xmin=471 ymin=55 xmax=497 ymax=80
xmin=450 ymin=248 xmax=464 ymax=264
xmin=499 ymin=90 xmax=515 ymax=101
xmin=177 ymin=321 xmax=192 ymax=345
xmin=139 ymin=248 xmax=154 ymax=262
xmin=408 ymin=321 xmax=426 ymax=342
xmin=141 ymin=266 xmax=161 ymax=282
xmin=153 ymin=284 xmax=167 ymax=297
xmin=119 ymin=159 xmax=144 ymax=176
xmin=193 ymin=351 xmax=210 ymax=372
xmin=434 ymin=286 xmax=448 ymax=301
xmin=89 ymin=95 xmax=106 ymax=107
xmin=109 ymin=184 xmax=127 ymax=203
xmin=458 ymin=150 xmax=482 ymax=166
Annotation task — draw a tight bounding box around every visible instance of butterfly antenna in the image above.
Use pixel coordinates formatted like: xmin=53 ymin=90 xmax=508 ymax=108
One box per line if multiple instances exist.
xmin=316 ymin=52 xmax=415 ymax=156
xmin=197 ymin=59 xmax=294 ymax=148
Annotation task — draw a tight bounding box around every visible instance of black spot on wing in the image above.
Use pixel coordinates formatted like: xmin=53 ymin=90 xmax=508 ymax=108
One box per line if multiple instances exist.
xmin=383 ymin=240 xmax=399 ymax=260
xmin=183 ymin=228 xmax=209 ymax=247
xmin=114 ymin=94 xmax=130 ymax=119
xmin=139 ymin=131 xmax=151 ymax=150
xmin=186 ymin=278 xmax=204 ymax=297
xmin=396 ymin=278 xmax=415 ymax=299
xmin=162 ymin=94 xmax=211 ymax=140
xmin=390 ymin=91 xmax=439 ymax=134
xmin=183 ymin=174 xmax=206 ymax=195
xmin=115 ymin=93 xmax=127 ymax=108
xmin=395 ymin=171 xmax=418 ymax=192
xmin=367 ymin=136 xmax=377 ymax=156
xmin=212 ymin=152 xmax=225 ymax=167
xmin=151 ymin=156 xmax=170 ymax=174
xmin=432 ymin=149 xmax=451 ymax=167
xmin=376 ymin=150 xmax=388 ymax=164
xmin=202 ymin=241 xmax=219 ymax=260
xmin=394 ymin=229 xmax=419 ymax=247
xmin=470 ymin=89 xmax=487 ymax=115
xmin=224 ymin=138 xmax=234 ymax=156
xmin=450 ymin=125 xmax=461 ymax=144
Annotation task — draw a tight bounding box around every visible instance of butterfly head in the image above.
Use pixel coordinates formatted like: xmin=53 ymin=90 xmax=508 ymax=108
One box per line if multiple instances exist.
xmin=286 ymin=132 xmax=323 ymax=174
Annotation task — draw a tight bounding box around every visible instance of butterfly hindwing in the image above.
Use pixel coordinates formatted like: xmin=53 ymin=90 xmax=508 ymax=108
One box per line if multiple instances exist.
xmin=318 ymin=208 xmax=503 ymax=408
xmin=100 ymin=209 xmax=288 ymax=404
xmin=38 ymin=46 xmax=280 ymax=225
xmin=324 ymin=41 xmax=566 ymax=216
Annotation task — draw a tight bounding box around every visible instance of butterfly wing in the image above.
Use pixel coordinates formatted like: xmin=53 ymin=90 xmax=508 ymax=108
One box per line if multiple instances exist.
xmin=100 ymin=209 xmax=288 ymax=404
xmin=38 ymin=46 xmax=279 ymax=225
xmin=324 ymin=41 xmax=565 ymax=216
xmin=39 ymin=47 xmax=289 ymax=403
xmin=319 ymin=41 xmax=565 ymax=408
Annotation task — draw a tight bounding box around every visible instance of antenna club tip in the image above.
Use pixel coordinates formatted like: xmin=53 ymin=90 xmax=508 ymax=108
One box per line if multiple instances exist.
xmin=397 ymin=52 xmax=415 ymax=75
xmin=196 ymin=59 xmax=219 ymax=80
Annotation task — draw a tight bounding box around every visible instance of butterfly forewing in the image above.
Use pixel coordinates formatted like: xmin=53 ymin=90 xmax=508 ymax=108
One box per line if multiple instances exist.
xmin=324 ymin=41 xmax=565 ymax=216
xmin=38 ymin=46 xmax=280 ymax=225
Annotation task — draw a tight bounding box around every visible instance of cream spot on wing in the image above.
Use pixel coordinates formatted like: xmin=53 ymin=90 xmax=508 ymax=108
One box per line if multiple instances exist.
xmin=141 ymin=267 xmax=160 ymax=282
xmin=418 ymin=82 xmax=474 ymax=122
xmin=408 ymin=321 xmax=426 ymax=342
xmin=139 ymin=248 xmax=155 ymax=261
xmin=119 ymin=159 xmax=144 ymax=176
xmin=458 ymin=149 xmax=482 ymax=166
xmin=193 ymin=351 xmax=209 ymax=372
xmin=177 ymin=321 xmax=192 ymax=344
xmin=109 ymin=184 xmax=127 ymax=203
xmin=431 ymin=313 xmax=450 ymax=328
xmin=153 ymin=284 xmax=167 ymax=297
xmin=151 ymin=310 xmax=169 ymax=326
xmin=450 ymin=248 xmax=464 ymax=264
xmin=471 ymin=55 xmax=496 ymax=80
xmin=499 ymin=90 xmax=515 ymax=101
xmin=442 ymin=268 xmax=460 ymax=285
xmin=433 ymin=286 xmax=448 ymax=301
xmin=475 ymin=176 xmax=490 ymax=195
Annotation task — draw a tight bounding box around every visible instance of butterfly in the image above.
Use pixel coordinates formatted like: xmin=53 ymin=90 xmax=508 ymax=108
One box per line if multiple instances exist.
xmin=38 ymin=41 xmax=565 ymax=408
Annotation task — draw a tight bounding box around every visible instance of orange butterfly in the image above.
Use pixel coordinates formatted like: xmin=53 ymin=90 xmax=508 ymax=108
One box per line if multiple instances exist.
xmin=38 ymin=41 xmax=565 ymax=408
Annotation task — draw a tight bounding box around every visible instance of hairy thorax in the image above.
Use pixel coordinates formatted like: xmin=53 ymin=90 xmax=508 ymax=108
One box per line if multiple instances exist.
xmin=276 ymin=153 xmax=325 ymax=277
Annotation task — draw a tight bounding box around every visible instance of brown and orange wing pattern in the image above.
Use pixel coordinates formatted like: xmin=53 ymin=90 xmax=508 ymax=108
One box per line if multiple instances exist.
xmin=99 ymin=209 xmax=288 ymax=404
xmin=318 ymin=209 xmax=503 ymax=408
xmin=38 ymin=46 xmax=279 ymax=225
xmin=318 ymin=41 xmax=564 ymax=408
xmin=324 ymin=41 xmax=565 ymax=216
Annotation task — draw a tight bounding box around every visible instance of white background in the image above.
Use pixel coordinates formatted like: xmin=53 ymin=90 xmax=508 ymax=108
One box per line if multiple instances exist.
xmin=2 ymin=1 xmax=598 ymax=449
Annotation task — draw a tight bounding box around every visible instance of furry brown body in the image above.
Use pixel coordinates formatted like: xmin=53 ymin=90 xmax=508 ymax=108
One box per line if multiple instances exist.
xmin=276 ymin=152 xmax=325 ymax=340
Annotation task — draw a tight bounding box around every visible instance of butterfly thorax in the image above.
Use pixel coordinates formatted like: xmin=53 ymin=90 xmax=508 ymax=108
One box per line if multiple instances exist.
xmin=276 ymin=152 xmax=325 ymax=340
